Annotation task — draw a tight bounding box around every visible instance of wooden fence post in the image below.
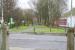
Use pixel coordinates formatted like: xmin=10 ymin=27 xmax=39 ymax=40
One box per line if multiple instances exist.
xmin=1 ymin=23 xmax=9 ymax=50
xmin=67 ymin=28 xmax=74 ymax=50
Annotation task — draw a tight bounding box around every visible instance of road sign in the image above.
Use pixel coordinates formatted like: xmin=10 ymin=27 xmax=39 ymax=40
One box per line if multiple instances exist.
xmin=67 ymin=16 xmax=75 ymax=28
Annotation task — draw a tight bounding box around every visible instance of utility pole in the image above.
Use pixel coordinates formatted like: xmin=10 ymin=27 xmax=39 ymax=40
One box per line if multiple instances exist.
xmin=67 ymin=0 xmax=74 ymax=50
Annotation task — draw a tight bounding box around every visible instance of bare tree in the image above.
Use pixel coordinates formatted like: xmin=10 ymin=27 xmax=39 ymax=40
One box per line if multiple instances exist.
xmin=3 ymin=0 xmax=16 ymax=22
xmin=30 ymin=0 xmax=67 ymax=26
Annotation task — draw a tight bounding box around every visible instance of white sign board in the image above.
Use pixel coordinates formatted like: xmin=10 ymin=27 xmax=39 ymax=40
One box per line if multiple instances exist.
xmin=67 ymin=16 xmax=75 ymax=28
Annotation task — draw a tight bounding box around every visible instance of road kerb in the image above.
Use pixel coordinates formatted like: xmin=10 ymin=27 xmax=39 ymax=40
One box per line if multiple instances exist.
xmin=9 ymin=47 xmax=35 ymax=50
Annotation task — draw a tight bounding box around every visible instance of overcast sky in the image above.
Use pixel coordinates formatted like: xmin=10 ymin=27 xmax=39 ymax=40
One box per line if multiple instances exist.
xmin=17 ymin=0 xmax=31 ymax=9
xmin=68 ymin=0 xmax=75 ymax=10
xmin=18 ymin=0 xmax=75 ymax=10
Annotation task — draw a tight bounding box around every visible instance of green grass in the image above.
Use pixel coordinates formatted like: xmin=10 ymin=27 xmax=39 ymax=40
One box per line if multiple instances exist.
xmin=10 ymin=25 xmax=28 ymax=32
xmin=33 ymin=25 xmax=65 ymax=33
xmin=10 ymin=25 xmax=65 ymax=33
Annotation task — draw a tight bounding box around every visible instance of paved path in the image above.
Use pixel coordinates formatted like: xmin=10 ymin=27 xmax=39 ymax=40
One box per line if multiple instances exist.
xmin=9 ymin=33 xmax=69 ymax=50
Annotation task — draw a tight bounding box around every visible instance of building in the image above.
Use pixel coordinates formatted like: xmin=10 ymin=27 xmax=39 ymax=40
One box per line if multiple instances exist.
xmin=54 ymin=16 xmax=75 ymax=28
xmin=54 ymin=17 xmax=67 ymax=27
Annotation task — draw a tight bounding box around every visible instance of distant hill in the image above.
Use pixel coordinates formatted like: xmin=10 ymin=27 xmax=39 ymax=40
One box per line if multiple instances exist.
xmin=64 ymin=8 xmax=75 ymax=17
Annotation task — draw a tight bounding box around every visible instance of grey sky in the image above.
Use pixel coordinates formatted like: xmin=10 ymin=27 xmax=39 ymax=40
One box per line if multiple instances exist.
xmin=68 ymin=0 xmax=75 ymax=10
xmin=18 ymin=0 xmax=75 ymax=10
xmin=18 ymin=0 xmax=31 ymax=9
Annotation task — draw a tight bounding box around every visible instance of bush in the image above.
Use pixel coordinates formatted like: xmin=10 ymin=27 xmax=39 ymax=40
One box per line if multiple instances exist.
xmin=8 ymin=23 xmax=15 ymax=28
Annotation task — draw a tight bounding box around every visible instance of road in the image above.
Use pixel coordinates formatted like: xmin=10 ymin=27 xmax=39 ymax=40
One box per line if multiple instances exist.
xmin=9 ymin=33 xmax=69 ymax=50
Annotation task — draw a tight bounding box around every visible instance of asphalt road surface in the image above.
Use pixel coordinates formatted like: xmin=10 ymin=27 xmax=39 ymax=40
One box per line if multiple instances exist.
xmin=9 ymin=33 xmax=68 ymax=50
